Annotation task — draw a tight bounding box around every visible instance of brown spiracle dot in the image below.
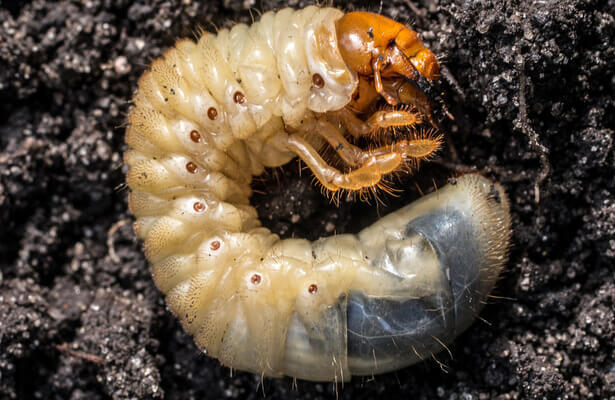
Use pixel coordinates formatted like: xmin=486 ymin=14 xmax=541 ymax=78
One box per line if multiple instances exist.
xmin=207 ymin=107 xmax=218 ymax=120
xmin=312 ymin=73 xmax=325 ymax=88
xmin=193 ymin=201 xmax=205 ymax=212
xmin=190 ymin=130 xmax=201 ymax=143
xmin=210 ymin=240 xmax=220 ymax=251
xmin=233 ymin=91 xmax=245 ymax=104
xmin=185 ymin=161 xmax=198 ymax=174
xmin=308 ymin=284 xmax=318 ymax=294
xmin=251 ymin=273 xmax=262 ymax=285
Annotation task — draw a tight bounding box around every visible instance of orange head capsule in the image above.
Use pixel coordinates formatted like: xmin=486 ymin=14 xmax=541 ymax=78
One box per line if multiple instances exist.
xmin=336 ymin=11 xmax=451 ymax=122
xmin=335 ymin=12 xmax=440 ymax=83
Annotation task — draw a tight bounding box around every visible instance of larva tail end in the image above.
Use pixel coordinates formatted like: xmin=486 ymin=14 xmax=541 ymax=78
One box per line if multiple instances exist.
xmin=403 ymin=174 xmax=511 ymax=331
xmin=461 ymin=174 xmax=512 ymax=290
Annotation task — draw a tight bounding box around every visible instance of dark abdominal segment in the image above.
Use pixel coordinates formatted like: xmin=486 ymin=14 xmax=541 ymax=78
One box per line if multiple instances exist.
xmin=346 ymin=175 xmax=511 ymax=376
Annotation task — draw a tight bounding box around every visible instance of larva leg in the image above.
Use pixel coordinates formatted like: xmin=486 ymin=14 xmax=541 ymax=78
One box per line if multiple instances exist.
xmin=303 ymin=118 xmax=440 ymax=165
xmin=285 ymin=128 xmax=441 ymax=191
xmin=364 ymin=135 xmax=442 ymax=160
xmin=332 ymin=107 xmax=423 ymax=139
xmin=285 ymin=134 xmax=402 ymax=191
xmin=298 ymin=119 xmax=370 ymax=168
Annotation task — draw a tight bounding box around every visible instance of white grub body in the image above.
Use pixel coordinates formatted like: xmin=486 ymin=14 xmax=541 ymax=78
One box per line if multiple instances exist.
xmin=124 ymin=6 xmax=512 ymax=381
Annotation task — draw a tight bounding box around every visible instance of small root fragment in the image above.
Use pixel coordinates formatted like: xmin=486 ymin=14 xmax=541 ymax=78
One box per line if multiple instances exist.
xmin=107 ymin=218 xmax=131 ymax=264
xmin=517 ymin=57 xmax=551 ymax=203
xmin=56 ymin=343 xmax=104 ymax=365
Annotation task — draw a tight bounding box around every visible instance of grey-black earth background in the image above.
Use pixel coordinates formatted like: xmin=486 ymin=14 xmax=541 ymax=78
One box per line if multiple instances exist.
xmin=0 ymin=0 xmax=614 ymax=398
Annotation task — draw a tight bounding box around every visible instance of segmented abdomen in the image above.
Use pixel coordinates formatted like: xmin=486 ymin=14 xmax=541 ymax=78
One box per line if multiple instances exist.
xmin=125 ymin=5 xmax=358 ymax=379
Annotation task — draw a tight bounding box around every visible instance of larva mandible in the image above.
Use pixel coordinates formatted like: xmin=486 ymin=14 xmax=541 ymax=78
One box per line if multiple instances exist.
xmin=124 ymin=6 xmax=512 ymax=381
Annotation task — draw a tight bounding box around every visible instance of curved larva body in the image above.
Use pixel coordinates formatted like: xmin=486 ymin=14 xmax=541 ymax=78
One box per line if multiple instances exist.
xmin=124 ymin=6 xmax=512 ymax=381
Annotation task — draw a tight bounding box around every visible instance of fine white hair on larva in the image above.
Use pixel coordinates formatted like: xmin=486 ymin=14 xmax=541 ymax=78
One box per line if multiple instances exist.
xmin=124 ymin=6 xmax=512 ymax=381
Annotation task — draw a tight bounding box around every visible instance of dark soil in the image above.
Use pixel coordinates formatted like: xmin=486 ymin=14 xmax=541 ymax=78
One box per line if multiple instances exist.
xmin=1 ymin=0 xmax=613 ymax=399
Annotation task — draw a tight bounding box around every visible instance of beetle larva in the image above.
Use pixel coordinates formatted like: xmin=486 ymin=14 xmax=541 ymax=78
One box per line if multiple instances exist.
xmin=124 ymin=6 xmax=512 ymax=381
